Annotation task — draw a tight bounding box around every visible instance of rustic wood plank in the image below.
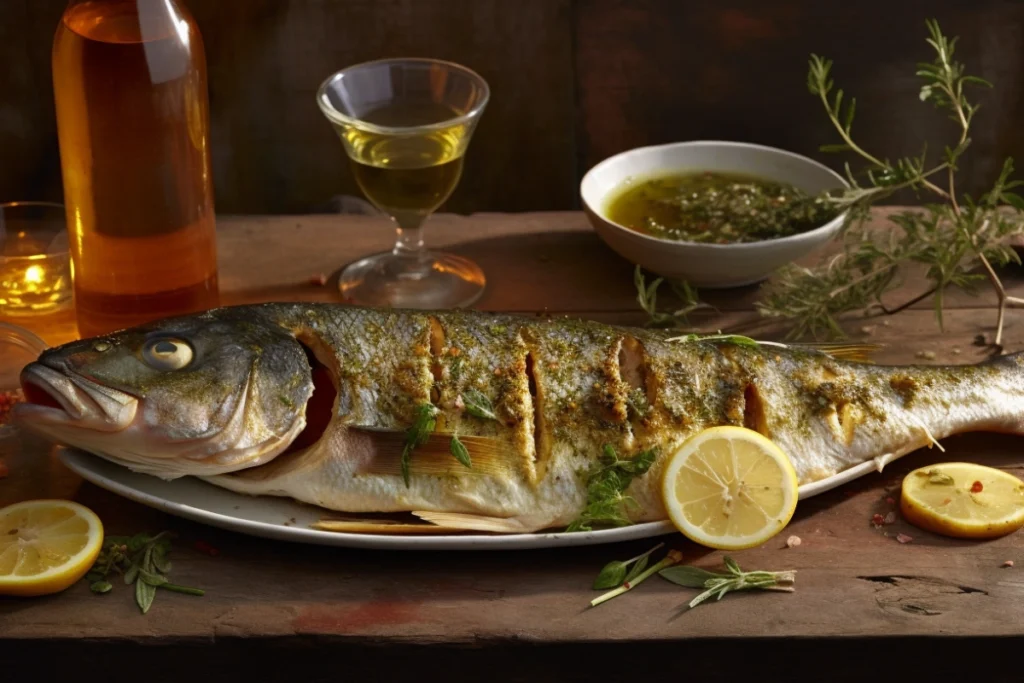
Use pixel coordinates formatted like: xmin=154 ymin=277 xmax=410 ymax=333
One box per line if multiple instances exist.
xmin=4 ymin=210 xmax=1024 ymax=679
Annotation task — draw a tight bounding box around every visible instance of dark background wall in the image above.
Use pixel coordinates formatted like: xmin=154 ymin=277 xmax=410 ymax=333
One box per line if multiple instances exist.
xmin=2 ymin=0 xmax=1022 ymax=215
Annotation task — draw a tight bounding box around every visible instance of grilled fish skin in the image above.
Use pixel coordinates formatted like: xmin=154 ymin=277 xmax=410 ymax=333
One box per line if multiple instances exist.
xmin=13 ymin=303 xmax=1024 ymax=532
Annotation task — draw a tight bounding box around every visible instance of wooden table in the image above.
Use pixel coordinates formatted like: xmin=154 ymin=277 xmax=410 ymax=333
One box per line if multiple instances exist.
xmin=3 ymin=210 xmax=1023 ymax=682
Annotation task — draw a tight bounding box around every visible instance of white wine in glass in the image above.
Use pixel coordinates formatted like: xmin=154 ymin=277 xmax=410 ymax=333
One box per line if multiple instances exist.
xmin=317 ymin=58 xmax=489 ymax=309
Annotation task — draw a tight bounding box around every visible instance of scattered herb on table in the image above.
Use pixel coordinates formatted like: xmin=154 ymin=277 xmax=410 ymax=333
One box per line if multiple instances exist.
xmin=566 ymin=445 xmax=658 ymax=532
xmin=635 ymin=266 xmax=707 ymax=329
xmin=86 ymin=531 xmax=204 ymax=614
xmin=660 ymin=556 xmax=797 ymax=609
xmin=590 ymin=545 xmax=682 ymax=608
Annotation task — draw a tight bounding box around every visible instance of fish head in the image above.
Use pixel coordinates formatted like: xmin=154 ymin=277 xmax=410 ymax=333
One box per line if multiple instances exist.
xmin=14 ymin=311 xmax=315 ymax=478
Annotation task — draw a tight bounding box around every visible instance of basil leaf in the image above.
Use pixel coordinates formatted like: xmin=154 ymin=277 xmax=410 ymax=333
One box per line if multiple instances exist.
xmin=135 ymin=577 xmax=157 ymax=614
xmin=593 ymin=561 xmax=628 ymax=590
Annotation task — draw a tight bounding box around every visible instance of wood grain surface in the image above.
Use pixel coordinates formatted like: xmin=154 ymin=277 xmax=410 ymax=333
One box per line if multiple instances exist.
xmin=1 ymin=209 xmax=1024 ymax=681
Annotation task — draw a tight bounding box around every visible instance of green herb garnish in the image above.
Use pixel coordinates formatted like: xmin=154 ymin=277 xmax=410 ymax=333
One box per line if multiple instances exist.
xmin=462 ymin=389 xmax=498 ymax=420
xmin=449 ymin=434 xmax=472 ymax=468
xmin=635 ymin=266 xmax=706 ymax=328
xmin=590 ymin=545 xmax=683 ymax=608
xmin=660 ymin=556 xmax=796 ymax=608
xmin=86 ymin=531 xmax=204 ymax=614
xmin=566 ymin=445 xmax=658 ymax=532
xmin=593 ymin=542 xmax=665 ymax=589
xmin=666 ymin=332 xmax=759 ymax=346
xmin=401 ymin=403 xmax=439 ymax=486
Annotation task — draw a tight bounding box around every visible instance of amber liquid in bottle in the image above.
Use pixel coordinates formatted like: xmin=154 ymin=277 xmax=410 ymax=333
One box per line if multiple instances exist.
xmin=52 ymin=0 xmax=219 ymax=338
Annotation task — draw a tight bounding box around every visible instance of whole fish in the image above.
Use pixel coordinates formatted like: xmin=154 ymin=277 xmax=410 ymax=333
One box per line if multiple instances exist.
xmin=13 ymin=303 xmax=1024 ymax=533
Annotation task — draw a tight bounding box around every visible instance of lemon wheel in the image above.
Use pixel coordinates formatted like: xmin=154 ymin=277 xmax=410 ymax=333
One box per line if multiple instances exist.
xmin=661 ymin=426 xmax=799 ymax=550
xmin=0 ymin=499 xmax=104 ymax=597
xmin=901 ymin=462 xmax=1024 ymax=539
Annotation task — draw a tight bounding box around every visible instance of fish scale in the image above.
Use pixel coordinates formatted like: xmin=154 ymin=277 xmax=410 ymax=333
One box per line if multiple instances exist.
xmin=13 ymin=303 xmax=1024 ymax=533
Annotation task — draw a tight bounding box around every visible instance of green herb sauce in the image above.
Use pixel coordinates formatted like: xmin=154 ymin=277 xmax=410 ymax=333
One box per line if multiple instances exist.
xmin=605 ymin=171 xmax=842 ymax=244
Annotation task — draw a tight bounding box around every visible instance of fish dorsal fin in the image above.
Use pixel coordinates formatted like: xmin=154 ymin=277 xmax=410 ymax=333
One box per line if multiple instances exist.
xmin=352 ymin=429 xmax=512 ymax=478
xmin=412 ymin=511 xmax=552 ymax=533
xmin=761 ymin=341 xmax=883 ymax=363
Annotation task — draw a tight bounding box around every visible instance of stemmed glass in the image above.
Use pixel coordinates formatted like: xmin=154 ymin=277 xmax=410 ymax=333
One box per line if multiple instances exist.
xmin=317 ymin=58 xmax=490 ymax=309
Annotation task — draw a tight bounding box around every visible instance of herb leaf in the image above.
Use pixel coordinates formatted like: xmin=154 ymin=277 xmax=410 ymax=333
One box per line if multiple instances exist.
xmin=659 ymin=557 xmax=797 ymax=609
xmin=449 ymin=434 xmax=472 ymax=469
xmin=400 ymin=403 xmax=439 ymax=486
xmin=135 ymin=577 xmax=156 ymax=614
xmin=566 ymin=446 xmax=658 ymax=532
xmin=462 ymin=389 xmax=498 ymax=421
xmin=86 ymin=530 xmax=203 ymax=614
xmin=624 ymin=555 xmax=650 ymax=583
xmin=593 ymin=561 xmax=629 ymax=590
xmin=666 ymin=333 xmax=759 ymax=347
xmin=659 ymin=565 xmax=721 ymax=589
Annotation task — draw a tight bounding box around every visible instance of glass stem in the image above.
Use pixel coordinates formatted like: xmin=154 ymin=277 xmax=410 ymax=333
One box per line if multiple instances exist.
xmin=392 ymin=213 xmax=428 ymax=264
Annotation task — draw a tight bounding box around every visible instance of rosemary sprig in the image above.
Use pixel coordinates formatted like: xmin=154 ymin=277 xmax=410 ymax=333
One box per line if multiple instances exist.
xmin=758 ymin=19 xmax=1024 ymax=343
xmin=635 ymin=266 xmax=707 ymax=328
xmin=666 ymin=332 xmax=759 ymax=346
xmin=566 ymin=445 xmax=657 ymax=532
xmin=590 ymin=546 xmax=683 ymax=608
xmin=86 ymin=531 xmax=204 ymax=614
xmin=660 ymin=556 xmax=796 ymax=608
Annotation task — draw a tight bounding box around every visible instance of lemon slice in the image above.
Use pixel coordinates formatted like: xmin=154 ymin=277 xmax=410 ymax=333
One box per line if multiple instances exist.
xmin=661 ymin=426 xmax=799 ymax=550
xmin=901 ymin=462 xmax=1024 ymax=539
xmin=0 ymin=499 xmax=104 ymax=597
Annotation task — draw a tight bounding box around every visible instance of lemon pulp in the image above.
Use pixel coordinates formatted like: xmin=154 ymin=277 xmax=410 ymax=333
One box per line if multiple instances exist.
xmin=661 ymin=426 xmax=799 ymax=550
xmin=0 ymin=499 xmax=104 ymax=597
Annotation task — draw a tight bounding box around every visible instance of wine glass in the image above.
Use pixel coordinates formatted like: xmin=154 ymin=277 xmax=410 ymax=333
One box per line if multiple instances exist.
xmin=317 ymin=58 xmax=490 ymax=309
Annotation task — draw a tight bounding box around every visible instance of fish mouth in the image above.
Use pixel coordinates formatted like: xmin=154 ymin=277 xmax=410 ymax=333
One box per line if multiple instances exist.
xmin=14 ymin=363 xmax=138 ymax=432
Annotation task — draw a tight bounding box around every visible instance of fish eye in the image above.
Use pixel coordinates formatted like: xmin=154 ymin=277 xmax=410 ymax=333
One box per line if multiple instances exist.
xmin=142 ymin=338 xmax=194 ymax=371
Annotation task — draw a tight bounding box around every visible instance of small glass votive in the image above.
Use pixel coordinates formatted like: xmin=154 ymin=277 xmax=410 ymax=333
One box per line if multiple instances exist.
xmin=0 ymin=202 xmax=72 ymax=317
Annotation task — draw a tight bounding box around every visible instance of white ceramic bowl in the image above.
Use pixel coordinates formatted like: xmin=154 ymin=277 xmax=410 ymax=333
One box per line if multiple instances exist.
xmin=580 ymin=141 xmax=849 ymax=288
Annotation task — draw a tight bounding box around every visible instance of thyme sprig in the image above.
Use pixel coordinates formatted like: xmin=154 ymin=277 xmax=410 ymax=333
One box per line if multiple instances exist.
xmin=660 ymin=556 xmax=796 ymax=608
xmin=86 ymin=531 xmax=204 ymax=614
xmin=758 ymin=19 xmax=1024 ymax=343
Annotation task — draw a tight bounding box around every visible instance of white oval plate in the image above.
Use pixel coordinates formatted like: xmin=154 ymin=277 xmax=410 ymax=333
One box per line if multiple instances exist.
xmin=59 ymin=448 xmax=881 ymax=551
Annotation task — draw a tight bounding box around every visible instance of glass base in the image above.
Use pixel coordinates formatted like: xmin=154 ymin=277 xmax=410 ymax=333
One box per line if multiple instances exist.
xmin=338 ymin=250 xmax=485 ymax=309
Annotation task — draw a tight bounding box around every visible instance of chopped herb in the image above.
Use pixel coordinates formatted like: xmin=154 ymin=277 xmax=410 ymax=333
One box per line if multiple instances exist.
xmin=400 ymin=403 xmax=438 ymax=486
xmin=566 ymin=445 xmax=658 ymax=532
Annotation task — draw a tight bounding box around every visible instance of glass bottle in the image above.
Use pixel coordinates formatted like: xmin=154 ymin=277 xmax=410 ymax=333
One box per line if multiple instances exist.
xmin=52 ymin=0 xmax=219 ymax=338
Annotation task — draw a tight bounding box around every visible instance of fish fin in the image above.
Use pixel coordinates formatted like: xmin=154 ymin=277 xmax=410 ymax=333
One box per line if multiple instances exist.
xmin=311 ymin=519 xmax=463 ymax=535
xmin=788 ymin=342 xmax=883 ymax=363
xmin=354 ymin=430 xmax=512 ymax=478
xmin=412 ymin=511 xmax=551 ymax=533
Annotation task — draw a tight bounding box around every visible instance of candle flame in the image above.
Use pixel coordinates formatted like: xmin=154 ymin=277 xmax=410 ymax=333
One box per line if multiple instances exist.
xmin=24 ymin=265 xmax=45 ymax=284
